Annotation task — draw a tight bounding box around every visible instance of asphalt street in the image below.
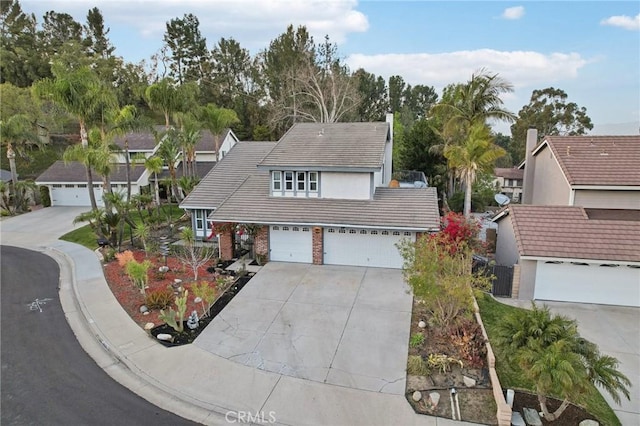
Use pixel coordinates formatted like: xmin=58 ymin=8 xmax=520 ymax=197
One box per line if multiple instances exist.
xmin=1 ymin=245 xmax=199 ymax=426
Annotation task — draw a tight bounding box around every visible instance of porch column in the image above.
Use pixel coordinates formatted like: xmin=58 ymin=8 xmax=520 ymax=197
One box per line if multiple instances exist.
xmin=254 ymin=226 xmax=269 ymax=261
xmin=312 ymin=226 xmax=323 ymax=265
xmin=219 ymin=229 xmax=234 ymax=261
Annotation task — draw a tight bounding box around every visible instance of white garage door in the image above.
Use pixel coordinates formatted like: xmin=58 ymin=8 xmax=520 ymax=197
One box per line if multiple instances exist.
xmin=270 ymin=225 xmax=313 ymax=263
xmin=50 ymin=185 xmax=104 ymax=207
xmin=324 ymin=228 xmax=413 ymax=269
xmin=535 ymin=261 xmax=640 ymax=307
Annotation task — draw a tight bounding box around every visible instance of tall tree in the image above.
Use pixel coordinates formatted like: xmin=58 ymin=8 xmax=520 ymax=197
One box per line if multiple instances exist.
xmin=444 ymin=123 xmax=505 ymax=217
xmin=353 ymin=68 xmax=388 ymax=122
xmin=145 ymin=78 xmax=198 ymax=127
xmin=199 ymin=104 xmax=239 ymax=160
xmin=39 ymin=10 xmax=84 ymax=61
xmin=388 ymin=75 xmax=406 ymax=114
xmin=155 ymin=128 xmax=182 ymax=202
xmin=510 ymin=87 xmax=594 ymax=162
xmin=0 ymin=0 xmax=48 ymax=86
xmin=163 ymin=13 xmax=208 ymax=84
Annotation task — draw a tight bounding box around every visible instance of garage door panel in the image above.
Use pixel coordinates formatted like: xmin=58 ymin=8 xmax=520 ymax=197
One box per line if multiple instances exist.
xmin=535 ymin=262 xmax=640 ymax=307
xmin=51 ymin=186 xmax=104 ymax=207
xmin=324 ymin=228 xmax=412 ymax=269
xmin=270 ymin=226 xmax=312 ymax=263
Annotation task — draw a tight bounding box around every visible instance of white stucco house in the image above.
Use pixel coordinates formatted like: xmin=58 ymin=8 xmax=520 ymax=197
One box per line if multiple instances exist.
xmin=36 ymin=127 xmax=238 ymax=207
xmin=493 ymin=130 xmax=640 ymax=307
xmin=181 ymin=114 xmax=441 ymax=269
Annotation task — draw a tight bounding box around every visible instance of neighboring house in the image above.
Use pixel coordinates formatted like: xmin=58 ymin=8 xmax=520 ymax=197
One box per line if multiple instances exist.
xmin=523 ymin=134 xmax=640 ymax=208
xmin=493 ymin=167 xmax=523 ymax=202
xmin=493 ymin=205 xmax=640 ymax=307
xmin=181 ymin=115 xmax=441 ymax=269
xmin=493 ymin=129 xmax=640 ymax=307
xmin=35 ymin=127 xmax=237 ymax=207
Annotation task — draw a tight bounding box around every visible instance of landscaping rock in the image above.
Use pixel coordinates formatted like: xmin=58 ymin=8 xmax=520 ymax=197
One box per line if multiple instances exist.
xmin=511 ymin=412 xmax=526 ymax=426
xmin=412 ymin=391 xmax=422 ymax=402
xmin=522 ymin=407 xmax=543 ymax=426
xmin=463 ymin=375 xmax=476 ymax=387
xmin=428 ymin=392 xmax=440 ymax=408
xmin=579 ymin=421 xmax=599 ymax=426
xmin=156 ymin=333 xmax=173 ymax=342
xmin=144 ymin=323 xmax=155 ymax=334
xmin=158 ymin=266 xmax=169 ymax=273
xmin=139 ymin=305 xmax=148 ymax=313
xmin=418 ymin=320 xmax=427 ymax=328
xmin=174 ymin=279 xmax=182 ymax=284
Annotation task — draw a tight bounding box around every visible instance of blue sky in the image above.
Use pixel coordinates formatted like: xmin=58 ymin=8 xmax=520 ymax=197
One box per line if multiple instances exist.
xmin=23 ymin=1 xmax=640 ymax=135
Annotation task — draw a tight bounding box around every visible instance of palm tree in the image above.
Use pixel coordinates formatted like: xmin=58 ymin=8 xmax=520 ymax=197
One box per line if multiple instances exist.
xmin=444 ymin=123 xmax=505 ymax=217
xmin=200 ymin=104 xmax=239 ymax=160
xmin=145 ymin=79 xmax=198 ymax=128
xmin=34 ymin=64 xmax=116 ymax=212
xmin=144 ymin=155 xmax=163 ymax=213
xmin=495 ymin=303 xmax=631 ymax=421
xmin=0 ymin=114 xmax=41 ymax=211
xmin=155 ymin=129 xmax=182 ymax=202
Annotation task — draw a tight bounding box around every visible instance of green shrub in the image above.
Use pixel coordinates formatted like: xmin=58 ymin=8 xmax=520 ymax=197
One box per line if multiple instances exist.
xmin=426 ymin=354 xmax=463 ymax=373
xmin=407 ymin=355 xmax=430 ymax=376
xmin=191 ymin=281 xmax=217 ymax=317
xmin=159 ymin=290 xmax=188 ymax=333
xmin=39 ymin=185 xmax=51 ymax=207
xmin=409 ymin=333 xmax=425 ymax=348
xmin=144 ymin=288 xmax=175 ymax=310
xmin=125 ymin=259 xmax=152 ymax=295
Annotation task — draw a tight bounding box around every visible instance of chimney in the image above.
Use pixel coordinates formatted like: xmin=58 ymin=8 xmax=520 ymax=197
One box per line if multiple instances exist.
xmin=521 ymin=128 xmax=538 ymax=204
xmin=384 ymin=112 xmax=394 ymax=186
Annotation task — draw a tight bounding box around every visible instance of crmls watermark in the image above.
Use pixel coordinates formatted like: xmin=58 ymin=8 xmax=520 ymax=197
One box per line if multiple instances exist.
xmin=225 ymin=410 xmax=276 ymax=424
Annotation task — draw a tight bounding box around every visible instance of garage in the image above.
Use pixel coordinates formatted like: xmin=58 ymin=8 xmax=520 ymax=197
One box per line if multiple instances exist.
xmin=269 ymin=225 xmax=313 ymax=263
xmin=323 ymin=228 xmax=414 ymax=269
xmin=535 ymin=261 xmax=640 ymax=307
xmin=50 ymin=184 xmax=104 ymax=207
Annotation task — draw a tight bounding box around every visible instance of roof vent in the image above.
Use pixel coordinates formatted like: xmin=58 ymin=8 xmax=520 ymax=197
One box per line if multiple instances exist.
xmin=318 ymin=128 xmax=324 ymax=136
xmin=600 ymin=149 xmax=608 ymax=156
xmin=566 ymin=146 xmax=571 ymax=156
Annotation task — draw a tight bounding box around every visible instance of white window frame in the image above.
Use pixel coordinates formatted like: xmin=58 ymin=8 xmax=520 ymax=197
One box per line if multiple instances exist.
xmin=309 ymin=172 xmax=318 ymax=192
xmin=297 ymin=172 xmax=306 ymax=191
xmin=272 ymin=171 xmax=282 ymax=191
xmin=284 ymin=171 xmax=294 ymax=191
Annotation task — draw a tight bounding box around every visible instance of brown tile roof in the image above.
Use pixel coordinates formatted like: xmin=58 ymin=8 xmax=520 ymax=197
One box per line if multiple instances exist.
xmin=209 ymin=175 xmax=440 ymax=231
xmin=494 ymin=167 xmax=523 ymax=180
xmin=156 ymin=162 xmax=216 ymax=180
xmin=112 ymin=126 xmax=231 ymax=152
xmin=258 ymin=122 xmax=389 ymax=170
xmin=36 ymin=161 xmax=146 ymax=183
xmin=502 ymin=205 xmax=640 ymax=262
xmin=535 ymin=135 xmax=640 ymax=186
xmin=179 ymin=141 xmax=277 ymax=209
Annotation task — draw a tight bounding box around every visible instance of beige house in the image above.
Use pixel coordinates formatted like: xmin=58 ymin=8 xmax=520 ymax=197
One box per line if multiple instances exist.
xmin=493 ymin=167 xmax=524 ymax=202
xmin=493 ymin=130 xmax=640 ymax=307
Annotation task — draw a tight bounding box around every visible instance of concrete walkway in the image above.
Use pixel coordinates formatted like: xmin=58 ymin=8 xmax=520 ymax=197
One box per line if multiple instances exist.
xmin=499 ymin=298 xmax=640 ymax=424
xmin=1 ymin=207 xmax=477 ymax=426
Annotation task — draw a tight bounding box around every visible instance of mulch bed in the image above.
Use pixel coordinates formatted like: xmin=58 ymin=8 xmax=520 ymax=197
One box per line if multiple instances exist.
xmin=103 ymin=249 xmax=225 ymax=329
xmin=512 ymin=391 xmax=599 ymax=425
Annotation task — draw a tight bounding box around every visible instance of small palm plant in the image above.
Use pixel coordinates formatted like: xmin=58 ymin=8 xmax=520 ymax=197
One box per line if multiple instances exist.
xmin=495 ymin=303 xmax=630 ymax=421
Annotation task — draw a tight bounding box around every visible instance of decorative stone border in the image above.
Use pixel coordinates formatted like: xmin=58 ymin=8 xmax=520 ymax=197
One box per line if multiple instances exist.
xmin=473 ymin=296 xmax=512 ymax=426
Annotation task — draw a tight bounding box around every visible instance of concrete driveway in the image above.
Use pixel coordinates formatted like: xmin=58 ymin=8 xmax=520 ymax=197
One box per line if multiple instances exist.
xmin=504 ymin=299 xmax=640 ymax=424
xmin=195 ymin=262 xmax=412 ymax=395
xmin=1 ymin=207 xmax=87 ymax=247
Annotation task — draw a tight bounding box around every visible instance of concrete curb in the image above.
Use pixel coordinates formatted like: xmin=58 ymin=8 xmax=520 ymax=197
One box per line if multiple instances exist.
xmin=47 ymin=244 xmax=226 ymax=425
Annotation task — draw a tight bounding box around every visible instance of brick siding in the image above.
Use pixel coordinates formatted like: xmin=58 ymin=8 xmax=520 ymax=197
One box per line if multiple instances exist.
xmin=312 ymin=226 xmax=323 ymax=265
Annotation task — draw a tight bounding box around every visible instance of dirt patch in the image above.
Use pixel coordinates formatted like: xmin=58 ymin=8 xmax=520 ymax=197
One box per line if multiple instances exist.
xmin=407 ymin=388 xmax=497 ymax=425
xmin=512 ymin=391 xmax=599 ymax=425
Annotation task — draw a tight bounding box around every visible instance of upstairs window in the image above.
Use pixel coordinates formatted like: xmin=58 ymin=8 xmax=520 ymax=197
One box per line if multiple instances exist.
xmin=284 ymin=171 xmax=294 ymax=191
xmin=297 ymin=172 xmax=306 ymax=191
xmin=272 ymin=171 xmax=282 ymax=191
xmin=309 ymin=172 xmax=318 ymax=192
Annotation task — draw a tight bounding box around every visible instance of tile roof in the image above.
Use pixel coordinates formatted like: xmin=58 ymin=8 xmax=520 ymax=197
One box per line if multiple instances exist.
xmin=258 ymin=122 xmax=389 ymax=170
xmin=494 ymin=167 xmax=523 ymax=180
xmin=156 ymin=162 xmax=216 ymax=180
xmin=535 ymin=135 xmax=640 ymax=186
xmin=209 ymin=176 xmax=440 ymax=231
xmin=36 ymin=161 xmax=146 ymax=184
xmin=112 ymin=126 xmax=231 ymax=152
xmin=502 ymin=205 xmax=640 ymax=262
xmin=180 ymin=141 xmax=277 ymax=209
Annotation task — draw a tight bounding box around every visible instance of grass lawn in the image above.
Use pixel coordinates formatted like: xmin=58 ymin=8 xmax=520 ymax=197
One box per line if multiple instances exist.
xmin=60 ymin=204 xmax=187 ymax=250
xmin=476 ymin=291 xmax=621 ymax=426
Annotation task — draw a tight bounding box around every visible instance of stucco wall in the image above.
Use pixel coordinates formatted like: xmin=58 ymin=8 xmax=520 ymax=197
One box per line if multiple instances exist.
xmin=321 ymin=172 xmax=371 ymax=199
xmin=518 ymin=259 xmax=537 ymax=301
xmin=495 ymin=216 xmax=520 ymax=266
xmin=531 ymin=147 xmax=571 ymax=205
xmin=573 ymin=189 xmax=640 ymax=209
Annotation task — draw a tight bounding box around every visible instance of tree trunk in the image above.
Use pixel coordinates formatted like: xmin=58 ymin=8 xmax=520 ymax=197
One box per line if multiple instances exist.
xmin=463 ymin=170 xmax=472 ymax=217
xmin=153 ymin=172 xmax=161 ymax=214
xmin=125 ymin=138 xmax=132 ymax=203
xmin=6 ymin=143 xmax=19 ymax=211
xmin=538 ymin=394 xmax=570 ymax=421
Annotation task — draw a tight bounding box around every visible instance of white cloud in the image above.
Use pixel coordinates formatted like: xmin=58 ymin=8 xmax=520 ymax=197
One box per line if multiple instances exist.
xmin=501 ymin=6 xmax=525 ymax=20
xmin=346 ymin=49 xmax=588 ymax=91
xmin=600 ymin=13 xmax=640 ymax=31
xmin=22 ymin=0 xmax=368 ymax=50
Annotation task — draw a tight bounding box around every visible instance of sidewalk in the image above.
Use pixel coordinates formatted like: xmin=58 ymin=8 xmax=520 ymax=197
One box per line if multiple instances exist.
xmin=1 ymin=208 xmax=478 ymax=426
